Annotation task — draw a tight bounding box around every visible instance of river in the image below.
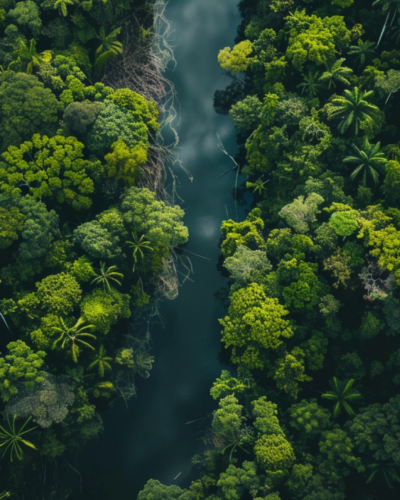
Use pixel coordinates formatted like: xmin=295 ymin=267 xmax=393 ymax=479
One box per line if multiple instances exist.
xmin=81 ymin=1 xmax=246 ymax=497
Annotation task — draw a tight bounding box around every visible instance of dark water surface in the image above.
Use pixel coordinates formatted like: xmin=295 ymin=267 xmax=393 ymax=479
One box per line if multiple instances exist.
xmin=82 ymin=1 xmax=245 ymax=497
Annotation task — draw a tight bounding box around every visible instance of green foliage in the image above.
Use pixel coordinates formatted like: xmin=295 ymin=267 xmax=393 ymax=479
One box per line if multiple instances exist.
xmin=7 ymin=1 xmax=41 ymax=37
xmin=326 ymin=87 xmax=381 ymax=136
xmin=221 ymin=209 xmax=265 ymax=257
xmin=218 ymin=41 xmax=253 ymax=74
xmin=0 ymin=72 xmax=59 ymax=150
xmin=254 ymin=433 xmax=295 ymax=478
xmin=52 ymin=317 xmax=96 ymax=362
xmin=328 ymin=210 xmax=359 ymax=237
xmin=289 ymin=399 xmax=332 ymax=437
xmin=104 ymin=140 xmax=147 ymax=185
xmin=91 ymin=262 xmax=123 ymax=293
xmin=107 ymin=89 xmax=159 ymax=132
xmin=0 ymin=340 xmax=45 ymax=402
xmin=322 ymin=377 xmax=362 ymax=417
xmin=229 ymin=95 xmax=263 ymax=134
xmin=81 ymin=288 xmax=130 ymax=334
xmin=224 ymin=246 xmax=272 ymax=287
xmin=88 ymin=345 xmax=112 ymax=377
xmin=0 ymin=206 xmax=25 ymax=249
xmin=220 ymin=283 xmax=293 ymax=369
xmin=344 ymin=138 xmax=387 ymax=187
xmin=36 ymin=272 xmax=81 ymax=315
xmin=0 ymin=134 xmax=102 ymax=209
xmin=274 ymin=348 xmax=312 ymax=398
xmin=279 ymin=193 xmax=324 ymax=234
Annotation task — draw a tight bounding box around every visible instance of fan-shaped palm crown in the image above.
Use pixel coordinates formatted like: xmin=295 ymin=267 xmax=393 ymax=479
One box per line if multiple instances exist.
xmin=328 ymin=87 xmax=380 ymax=136
xmin=344 ymin=137 xmax=387 ymax=187
xmin=322 ymin=377 xmax=362 ymax=417
xmin=348 ymin=40 xmax=375 ymax=67
xmin=13 ymin=39 xmax=52 ymax=74
xmin=319 ymin=58 xmax=353 ymax=89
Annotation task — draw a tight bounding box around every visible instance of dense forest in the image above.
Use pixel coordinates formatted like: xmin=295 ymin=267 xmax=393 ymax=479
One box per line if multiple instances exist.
xmin=138 ymin=0 xmax=400 ymax=499
xmin=0 ymin=0 xmax=189 ymax=497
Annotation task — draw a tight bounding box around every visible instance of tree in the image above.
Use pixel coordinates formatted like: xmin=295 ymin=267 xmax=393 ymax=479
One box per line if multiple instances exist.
xmin=0 ymin=415 xmax=37 ymax=461
xmin=221 ymin=209 xmax=265 ymax=256
xmin=63 ymin=101 xmax=102 ymax=136
xmin=373 ymin=0 xmax=400 ymax=46
xmin=348 ymin=40 xmax=375 ymax=67
xmin=54 ymin=0 xmax=74 ymax=16
xmin=366 ymin=461 xmax=400 ymax=489
xmin=88 ymin=345 xmax=112 ymax=377
xmin=252 ymin=397 xmax=284 ymax=436
xmin=319 ymin=59 xmax=353 ymax=89
xmin=13 ymin=39 xmax=52 ymax=74
xmin=229 ymin=95 xmax=263 ymax=134
xmin=0 ymin=72 xmax=59 ymax=150
xmin=223 ymin=246 xmax=272 ymax=287
xmin=91 ymin=262 xmax=123 ymax=293
xmin=120 ymin=187 xmax=188 ymax=249
xmin=74 ymin=221 xmax=122 ymax=260
xmin=126 ymin=233 xmax=153 ymax=271
xmin=107 ymin=88 xmax=160 ymax=133
xmin=218 ymin=41 xmax=253 ymax=74
xmin=7 ymin=0 xmax=42 ymax=38
xmin=0 ymin=206 xmax=26 ymax=249
xmin=274 ymin=348 xmax=312 ymax=398
xmin=137 ymin=479 xmax=186 ymax=500
xmin=383 ymin=160 xmax=400 ymax=204
xmin=279 ymin=193 xmax=324 ymax=234
xmin=318 ymin=426 xmax=363 ymax=476
xmin=0 ymin=134 xmax=102 ymax=210
xmin=4 ymin=373 xmax=75 ymax=428
xmin=344 ymin=138 xmax=387 ymax=187
xmin=52 ymin=317 xmax=96 ymax=363
xmin=0 ymin=340 xmax=46 ymax=402
xmin=326 ymin=87 xmax=381 ymax=136
xmin=36 ymin=273 xmax=82 ymax=315
xmin=217 ymin=462 xmax=264 ymax=499
xmin=289 ymin=399 xmax=332 ymax=438
xmin=323 ymin=249 xmax=352 ymax=288
xmin=104 ymin=140 xmax=147 ymax=186
xmin=321 ymin=377 xmax=362 ymax=417
xmin=81 ymin=289 xmax=130 ymax=334
xmin=254 ymin=434 xmax=295 ymax=479
xmin=94 ymin=27 xmax=123 ymax=74
xmin=297 ymin=70 xmax=322 ymax=97
xmin=375 ymin=69 xmax=400 ymax=103
xmin=328 ymin=210 xmax=359 ymax=237
xmin=220 ymin=283 xmax=293 ymax=369
xmin=87 ymin=101 xmax=148 ymax=157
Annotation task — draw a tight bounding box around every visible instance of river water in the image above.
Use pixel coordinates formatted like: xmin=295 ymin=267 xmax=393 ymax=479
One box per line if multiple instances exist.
xmin=82 ymin=1 xmax=245 ymax=498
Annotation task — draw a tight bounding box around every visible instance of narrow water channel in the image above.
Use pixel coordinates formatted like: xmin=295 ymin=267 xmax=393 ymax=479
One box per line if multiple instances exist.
xmin=82 ymin=1 xmax=246 ymax=498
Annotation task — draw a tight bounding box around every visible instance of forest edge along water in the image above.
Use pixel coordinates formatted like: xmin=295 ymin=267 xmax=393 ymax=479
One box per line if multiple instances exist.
xmin=81 ymin=1 xmax=247 ymax=498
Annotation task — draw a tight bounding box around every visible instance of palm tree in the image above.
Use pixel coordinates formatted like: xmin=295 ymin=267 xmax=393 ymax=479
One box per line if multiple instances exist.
xmin=246 ymin=176 xmax=268 ymax=195
xmin=321 ymin=377 xmax=362 ymax=417
xmin=88 ymin=345 xmax=112 ymax=377
xmin=13 ymin=39 xmax=52 ymax=74
xmin=91 ymin=262 xmax=123 ymax=293
xmin=348 ymin=40 xmax=375 ymax=67
xmin=54 ymin=0 xmax=74 ymax=16
xmin=0 ymin=415 xmax=37 ymax=462
xmin=94 ymin=27 xmax=123 ymax=74
xmin=297 ymin=69 xmax=322 ymax=97
xmin=367 ymin=461 xmax=400 ymax=488
xmin=126 ymin=233 xmax=153 ymax=271
xmin=327 ymin=87 xmax=381 ymax=136
xmin=344 ymin=137 xmax=387 ymax=187
xmin=319 ymin=58 xmax=353 ymax=89
xmin=52 ymin=317 xmax=96 ymax=363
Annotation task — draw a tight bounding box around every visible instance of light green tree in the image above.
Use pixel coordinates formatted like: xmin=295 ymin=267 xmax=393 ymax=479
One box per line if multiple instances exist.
xmin=218 ymin=41 xmax=253 ymax=74
xmin=126 ymin=233 xmax=153 ymax=271
xmin=220 ymin=283 xmax=293 ymax=369
xmin=94 ymin=27 xmax=123 ymax=74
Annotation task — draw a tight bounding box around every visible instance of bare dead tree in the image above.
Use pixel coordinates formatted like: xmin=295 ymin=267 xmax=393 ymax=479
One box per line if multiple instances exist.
xmin=359 ymin=260 xmax=396 ymax=301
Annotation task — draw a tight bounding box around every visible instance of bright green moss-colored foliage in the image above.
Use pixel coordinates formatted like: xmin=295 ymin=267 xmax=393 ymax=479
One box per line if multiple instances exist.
xmin=0 ymin=134 xmax=103 ymax=209
xmin=220 ymin=283 xmax=293 ymax=369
